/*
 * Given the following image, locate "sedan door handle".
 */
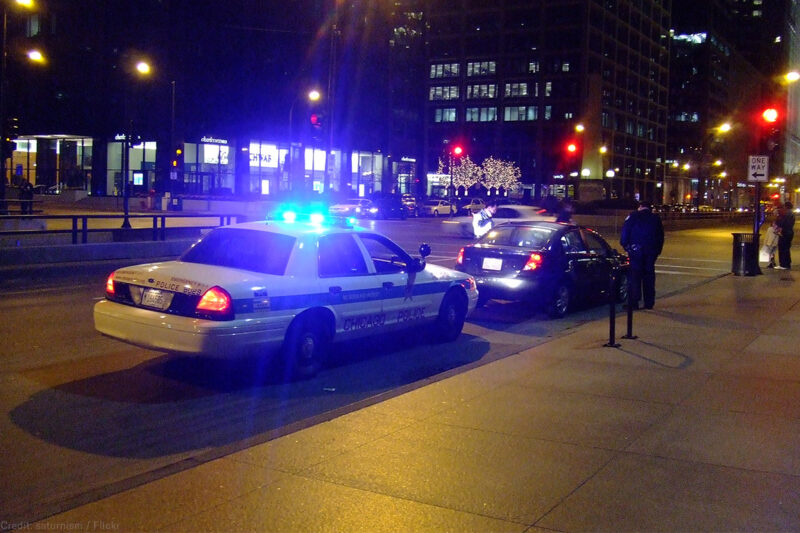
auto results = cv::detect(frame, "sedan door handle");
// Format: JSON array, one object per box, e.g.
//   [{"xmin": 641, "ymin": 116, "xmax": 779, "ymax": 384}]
[
  {"xmin": 329, "ymin": 286, "xmax": 342, "ymax": 294},
  {"xmin": 383, "ymin": 281, "xmax": 394, "ymax": 289}
]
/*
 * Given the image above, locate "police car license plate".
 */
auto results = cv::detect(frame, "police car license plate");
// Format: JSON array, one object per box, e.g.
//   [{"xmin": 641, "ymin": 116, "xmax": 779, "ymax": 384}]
[
  {"xmin": 482, "ymin": 257, "xmax": 502, "ymax": 271},
  {"xmin": 141, "ymin": 288, "xmax": 173, "ymax": 310}
]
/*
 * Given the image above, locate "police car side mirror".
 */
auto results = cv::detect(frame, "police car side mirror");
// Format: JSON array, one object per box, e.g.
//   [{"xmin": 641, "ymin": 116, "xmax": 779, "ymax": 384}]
[{"xmin": 419, "ymin": 243, "xmax": 431, "ymax": 258}]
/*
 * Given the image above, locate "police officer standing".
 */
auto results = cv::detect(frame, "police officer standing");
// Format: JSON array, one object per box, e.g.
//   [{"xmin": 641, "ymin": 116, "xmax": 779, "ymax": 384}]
[{"xmin": 620, "ymin": 200, "xmax": 664, "ymax": 310}]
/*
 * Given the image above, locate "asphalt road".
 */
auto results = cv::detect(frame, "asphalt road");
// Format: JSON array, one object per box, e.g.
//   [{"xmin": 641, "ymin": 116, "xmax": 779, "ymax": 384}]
[{"xmin": 0, "ymin": 218, "xmax": 738, "ymax": 525}]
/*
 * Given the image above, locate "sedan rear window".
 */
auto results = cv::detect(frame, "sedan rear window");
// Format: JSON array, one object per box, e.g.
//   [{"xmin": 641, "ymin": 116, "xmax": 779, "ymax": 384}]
[
  {"xmin": 480, "ymin": 225, "xmax": 555, "ymax": 248},
  {"xmin": 180, "ymin": 228, "xmax": 296, "ymax": 275}
]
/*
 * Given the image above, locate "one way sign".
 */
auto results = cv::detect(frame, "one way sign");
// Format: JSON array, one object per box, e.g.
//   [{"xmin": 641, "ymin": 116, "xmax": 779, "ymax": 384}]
[{"xmin": 748, "ymin": 155, "xmax": 769, "ymax": 182}]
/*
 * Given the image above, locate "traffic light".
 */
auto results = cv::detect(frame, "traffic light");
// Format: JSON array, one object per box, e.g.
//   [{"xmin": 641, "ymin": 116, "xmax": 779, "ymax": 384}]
[
  {"xmin": 565, "ymin": 140, "xmax": 580, "ymax": 155},
  {"xmin": 310, "ymin": 112, "xmax": 324, "ymax": 130},
  {"xmin": 759, "ymin": 107, "xmax": 782, "ymax": 154},
  {"xmin": 172, "ymin": 144, "xmax": 184, "ymax": 171},
  {"xmin": 452, "ymin": 145, "xmax": 463, "ymax": 157},
  {"xmin": 2, "ymin": 139, "xmax": 15, "ymax": 159}
]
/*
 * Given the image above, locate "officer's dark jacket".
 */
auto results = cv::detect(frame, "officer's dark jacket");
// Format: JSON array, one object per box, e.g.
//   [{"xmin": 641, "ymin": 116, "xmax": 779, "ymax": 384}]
[{"xmin": 620, "ymin": 208, "xmax": 664, "ymax": 255}]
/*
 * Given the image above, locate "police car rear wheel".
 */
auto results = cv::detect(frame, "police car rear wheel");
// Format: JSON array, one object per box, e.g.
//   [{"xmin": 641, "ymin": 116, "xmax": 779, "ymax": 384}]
[
  {"xmin": 433, "ymin": 290, "xmax": 467, "ymax": 343},
  {"xmin": 283, "ymin": 317, "xmax": 327, "ymax": 379}
]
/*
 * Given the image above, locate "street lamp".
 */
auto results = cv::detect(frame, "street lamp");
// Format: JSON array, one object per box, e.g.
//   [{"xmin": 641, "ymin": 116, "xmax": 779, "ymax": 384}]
[
  {"xmin": 287, "ymin": 89, "xmax": 321, "ymax": 193},
  {"xmin": 1, "ymin": 0, "xmax": 36, "ymax": 213},
  {"xmin": 120, "ymin": 58, "xmax": 152, "ymax": 228}
]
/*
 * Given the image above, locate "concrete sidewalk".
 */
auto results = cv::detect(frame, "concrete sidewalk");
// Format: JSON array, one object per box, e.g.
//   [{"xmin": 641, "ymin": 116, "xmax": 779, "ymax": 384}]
[{"xmin": 32, "ymin": 268, "xmax": 800, "ymax": 532}]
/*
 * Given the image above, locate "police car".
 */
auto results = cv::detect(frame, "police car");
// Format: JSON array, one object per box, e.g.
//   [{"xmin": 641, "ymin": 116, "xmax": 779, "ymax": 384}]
[{"xmin": 94, "ymin": 211, "xmax": 479, "ymax": 378}]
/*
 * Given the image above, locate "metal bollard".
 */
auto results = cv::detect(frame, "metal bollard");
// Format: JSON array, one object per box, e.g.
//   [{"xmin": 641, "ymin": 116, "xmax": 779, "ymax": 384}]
[
  {"xmin": 604, "ymin": 266, "xmax": 620, "ymax": 348},
  {"xmin": 622, "ymin": 270, "xmax": 637, "ymax": 340}
]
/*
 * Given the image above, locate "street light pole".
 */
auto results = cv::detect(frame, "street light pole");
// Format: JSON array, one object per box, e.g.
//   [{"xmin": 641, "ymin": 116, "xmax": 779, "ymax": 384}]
[{"xmin": 1, "ymin": 7, "xmax": 9, "ymax": 214}]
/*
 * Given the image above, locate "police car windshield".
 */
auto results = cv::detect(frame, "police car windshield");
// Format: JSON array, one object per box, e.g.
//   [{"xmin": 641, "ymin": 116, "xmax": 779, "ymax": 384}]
[{"xmin": 180, "ymin": 228, "xmax": 295, "ymax": 275}]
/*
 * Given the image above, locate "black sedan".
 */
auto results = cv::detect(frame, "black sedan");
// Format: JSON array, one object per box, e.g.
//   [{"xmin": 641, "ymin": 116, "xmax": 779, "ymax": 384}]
[
  {"xmin": 368, "ymin": 196, "xmax": 408, "ymax": 220},
  {"xmin": 454, "ymin": 221, "xmax": 629, "ymax": 317}
]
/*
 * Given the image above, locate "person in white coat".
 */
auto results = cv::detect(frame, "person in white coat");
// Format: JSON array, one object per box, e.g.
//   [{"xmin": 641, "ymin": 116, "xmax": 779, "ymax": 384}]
[{"xmin": 472, "ymin": 202, "xmax": 497, "ymax": 239}]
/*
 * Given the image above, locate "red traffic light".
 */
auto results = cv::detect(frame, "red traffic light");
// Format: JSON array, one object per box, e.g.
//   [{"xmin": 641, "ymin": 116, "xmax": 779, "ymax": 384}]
[
  {"xmin": 566, "ymin": 142, "xmax": 578, "ymax": 154},
  {"xmin": 762, "ymin": 108, "xmax": 779, "ymax": 123},
  {"xmin": 453, "ymin": 146, "xmax": 463, "ymax": 156},
  {"xmin": 310, "ymin": 113, "xmax": 322, "ymax": 128}
]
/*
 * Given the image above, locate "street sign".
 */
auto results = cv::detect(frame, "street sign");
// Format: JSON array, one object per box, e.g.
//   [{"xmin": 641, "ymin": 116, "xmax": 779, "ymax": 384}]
[{"xmin": 748, "ymin": 155, "xmax": 769, "ymax": 182}]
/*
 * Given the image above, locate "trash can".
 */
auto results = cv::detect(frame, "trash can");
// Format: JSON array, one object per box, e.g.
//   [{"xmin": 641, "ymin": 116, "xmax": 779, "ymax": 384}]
[
  {"xmin": 731, "ymin": 233, "xmax": 759, "ymax": 276},
  {"xmin": 168, "ymin": 197, "xmax": 182, "ymax": 211}
]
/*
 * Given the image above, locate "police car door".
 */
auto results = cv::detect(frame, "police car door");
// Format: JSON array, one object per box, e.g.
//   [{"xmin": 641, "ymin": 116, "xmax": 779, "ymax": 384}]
[
  {"xmin": 356, "ymin": 233, "xmax": 432, "ymax": 330},
  {"xmin": 317, "ymin": 233, "xmax": 386, "ymax": 340}
]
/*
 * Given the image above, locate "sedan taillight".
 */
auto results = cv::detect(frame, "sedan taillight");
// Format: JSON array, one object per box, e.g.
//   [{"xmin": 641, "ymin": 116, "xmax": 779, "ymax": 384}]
[
  {"xmin": 523, "ymin": 252, "xmax": 543, "ymax": 271},
  {"xmin": 456, "ymin": 247, "xmax": 465, "ymax": 265},
  {"xmin": 195, "ymin": 286, "xmax": 234, "ymax": 320}
]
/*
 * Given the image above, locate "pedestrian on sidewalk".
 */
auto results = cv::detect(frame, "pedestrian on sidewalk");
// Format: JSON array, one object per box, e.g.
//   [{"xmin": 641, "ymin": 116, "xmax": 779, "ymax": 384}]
[
  {"xmin": 776, "ymin": 201, "xmax": 795, "ymax": 270},
  {"xmin": 620, "ymin": 199, "xmax": 664, "ymax": 310}
]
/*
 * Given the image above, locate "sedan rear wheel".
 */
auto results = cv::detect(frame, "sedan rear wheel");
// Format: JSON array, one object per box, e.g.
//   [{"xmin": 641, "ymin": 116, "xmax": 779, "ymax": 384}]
[
  {"xmin": 616, "ymin": 271, "xmax": 629, "ymax": 303},
  {"xmin": 547, "ymin": 282, "xmax": 571, "ymax": 318},
  {"xmin": 433, "ymin": 210, "xmax": 439, "ymax": 217}
]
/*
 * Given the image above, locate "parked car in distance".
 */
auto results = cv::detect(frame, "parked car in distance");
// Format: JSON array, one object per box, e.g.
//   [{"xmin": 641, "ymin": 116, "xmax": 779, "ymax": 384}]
[
  {"xmin": 419, "ymin": 199, "xmax": 456, "ymax": 217},
  {"xmin": 454, "ymin": 221, "xmax": 629, "ymax": 318},
  {"xmin": 329, "ymin": 198, "xmax": 373, "ymax": 217},
  {"xmin": 458, "ymin": 198, "xmax": 486, "ymax": 215},
  {"xmin": 367, "ymin": 196, "xmax": 407, "ymax": 219},
  {"xmin": 401, "ymin": 194, "xmax": 419, "ymax": 217}
]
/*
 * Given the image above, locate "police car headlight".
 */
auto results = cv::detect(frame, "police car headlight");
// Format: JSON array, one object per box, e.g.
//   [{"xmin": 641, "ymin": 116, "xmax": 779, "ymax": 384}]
[{"xmin": 369, "ymin": 207, "xmax": 378, "ymax": 214}]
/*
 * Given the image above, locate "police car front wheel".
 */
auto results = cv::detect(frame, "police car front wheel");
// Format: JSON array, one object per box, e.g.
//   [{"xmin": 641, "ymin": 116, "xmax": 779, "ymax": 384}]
[{"xmin": 432, "ymin": 290, "xmax": 468, "ymax": 343}]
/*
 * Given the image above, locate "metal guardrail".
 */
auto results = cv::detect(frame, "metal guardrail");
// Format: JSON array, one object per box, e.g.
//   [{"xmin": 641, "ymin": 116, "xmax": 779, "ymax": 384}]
[{"xmin": 0, "ymin": 213, "xmax": 244, "ymax": 244}]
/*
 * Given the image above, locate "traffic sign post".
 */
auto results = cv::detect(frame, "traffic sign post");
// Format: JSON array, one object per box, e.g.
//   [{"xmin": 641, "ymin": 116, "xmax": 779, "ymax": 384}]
[{"xmin": 748, "ymin": 155, "xmax": 768, "ymax": 276}]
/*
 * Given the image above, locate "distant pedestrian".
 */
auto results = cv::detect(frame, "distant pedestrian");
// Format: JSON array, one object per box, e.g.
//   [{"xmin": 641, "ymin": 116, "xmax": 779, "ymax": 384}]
[
  {"xmin": 20, "ymin": 178, "xmax": 34, "ymax": 214},
  {"xmin": 472, "ymin": 201, "xmax": 497, "ymax": 239},
  {"xmin": 776, "ymin": 201, "xmax": 795, "ymax": 270},
  {"xmin": 620, "ymin": 200, "xmax": 664, "ymax": 310},
  {"xmin": 555, "ymin": 197, "xmax": 574, "ymax": 223}
]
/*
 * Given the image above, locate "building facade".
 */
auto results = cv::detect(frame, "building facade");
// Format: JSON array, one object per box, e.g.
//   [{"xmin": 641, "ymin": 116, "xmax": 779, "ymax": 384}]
[{"xmin": 423, "ymin": 0, "xmax": 671, "ymax": 204}]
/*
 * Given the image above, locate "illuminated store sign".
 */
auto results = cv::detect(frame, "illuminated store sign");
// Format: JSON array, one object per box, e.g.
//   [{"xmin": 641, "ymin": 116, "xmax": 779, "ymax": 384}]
[
  {"xmin": 200, "ymin": 136, "xmax": 228, "ymax": 145},
  {"xmin": 249, "ymin": 143, "xmax": 280, "ymax": 168}
]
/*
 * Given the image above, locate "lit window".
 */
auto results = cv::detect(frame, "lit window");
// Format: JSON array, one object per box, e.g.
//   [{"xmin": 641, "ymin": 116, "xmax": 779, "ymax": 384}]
[
  {"xmin": 467, "ymin": 61, "xmax": 496, "ymax": 77},
  {"xmin": 545, "ymin": 81, "xmax": 553, "ymax": 97},
  {"xmin": 466, "ymin": 84, "xmax": 497, "ymax": 99},
  {"xmin": 429, "ymin": 86, "xmax": 460, "ymax": 101},
  {"xmin": 528, "ymin": 61, "xmax": 540, "ymax": 73},
  {"xmin": 430, "ymin": 63, "xmax": 460, "ymax": 79},
  {"xmin": 434, "ymin": 108, "xmax": 457, "ymax": 123},
  {"xmin": 466, "ymin": 107, "xmax": 497, "ymax": 122},
  {"xmin": 504, "ymin": 83, "xmax": 529, "ymax": 97},
  {"xmin": 504, "ymin": 106, "xmax": 538, "ymax": 122}
]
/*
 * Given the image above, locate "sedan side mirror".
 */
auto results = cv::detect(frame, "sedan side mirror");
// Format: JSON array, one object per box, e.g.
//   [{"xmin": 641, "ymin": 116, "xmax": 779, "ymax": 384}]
[{"xmin": 419, "ymin": 243, "xmax": 431, "ymax": 257}]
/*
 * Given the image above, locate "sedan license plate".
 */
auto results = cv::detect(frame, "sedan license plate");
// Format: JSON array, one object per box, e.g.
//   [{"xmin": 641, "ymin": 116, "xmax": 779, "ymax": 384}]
[
  {"xmin": 141, "ymin": 288, "xmax": 173, "ymax": 310},
  {"xmin": 482, "ymin": 257, "xmax": 503, "ymax": 271}
]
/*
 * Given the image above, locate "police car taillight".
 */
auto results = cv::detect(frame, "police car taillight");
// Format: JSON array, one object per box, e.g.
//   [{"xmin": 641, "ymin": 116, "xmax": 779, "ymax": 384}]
[
  {"xmin": 105, "ymin": 272, "xmax": 116, "ymax": 296},
  {"xmin": 523, "ymin": 253, "xmax": 543, "ymax": 271},
  {"xmin": 195, "ymin": 286, "xmax": 234, "ymax": 320}
]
